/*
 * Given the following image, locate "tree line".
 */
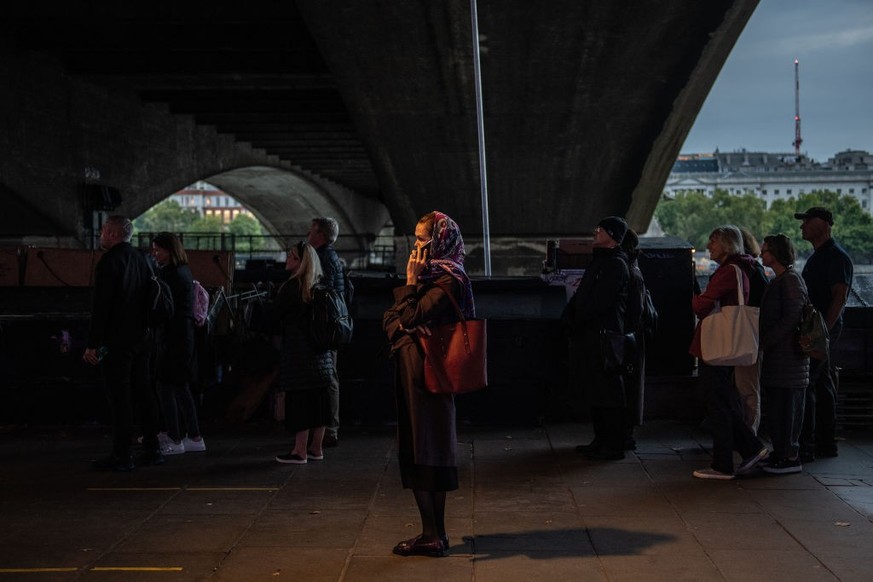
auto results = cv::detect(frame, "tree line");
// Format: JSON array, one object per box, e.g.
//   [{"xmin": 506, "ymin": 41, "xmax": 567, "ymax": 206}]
[
  {"xmin": 133, "ymin": 199, "xmax": 272, "ymax": 252},
  {"xmin": 654, "ymin": 189, "xmax": 873, "ymax": 263}
]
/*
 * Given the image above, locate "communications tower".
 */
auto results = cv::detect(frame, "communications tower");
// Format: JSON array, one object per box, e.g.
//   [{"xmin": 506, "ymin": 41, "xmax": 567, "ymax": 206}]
[{"xmin": 793, "ymin": 59, "xmax": 803, "ymax": 158}]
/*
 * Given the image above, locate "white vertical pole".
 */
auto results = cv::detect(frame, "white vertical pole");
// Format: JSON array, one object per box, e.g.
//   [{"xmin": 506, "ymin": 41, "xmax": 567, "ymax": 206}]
[{"xmin": 470, "ymin": 0, "xmax": 492, "ymax": 276}]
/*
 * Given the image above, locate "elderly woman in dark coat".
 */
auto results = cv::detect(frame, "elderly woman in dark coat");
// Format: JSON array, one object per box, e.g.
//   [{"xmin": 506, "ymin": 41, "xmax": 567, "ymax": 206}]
[
  {"xmin": 759, "ymin": 234, "xmax": 809, "ymax": 474},
  {"xmin": 383, "ymin": 211, "xmax": 474, "ymax": 558},
  {"xmin": 151, "ymin": 232, "xmax": 205, "ymax": 455},
  {"xmin": 272, "ymin": 241, "xmax": 334, "ymax": 465}
]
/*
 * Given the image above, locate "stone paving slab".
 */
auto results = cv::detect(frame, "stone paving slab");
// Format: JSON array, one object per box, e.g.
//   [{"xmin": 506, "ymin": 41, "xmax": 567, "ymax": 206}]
[{"xmin": 0, "ymin": 419, "xmax": 871, "ymax": 580}]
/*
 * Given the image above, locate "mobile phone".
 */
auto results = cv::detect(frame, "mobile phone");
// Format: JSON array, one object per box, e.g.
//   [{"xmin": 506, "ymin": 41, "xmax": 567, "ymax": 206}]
[{"xmin": 418, "ymin": 240, "xmax": 432, "ymax": 253}]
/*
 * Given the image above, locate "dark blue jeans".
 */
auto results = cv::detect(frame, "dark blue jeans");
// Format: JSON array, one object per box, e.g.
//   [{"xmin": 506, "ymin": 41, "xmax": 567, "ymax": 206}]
[{"xmin": 700, "ymin": 362, "xmax": 765, "ymax": 474}]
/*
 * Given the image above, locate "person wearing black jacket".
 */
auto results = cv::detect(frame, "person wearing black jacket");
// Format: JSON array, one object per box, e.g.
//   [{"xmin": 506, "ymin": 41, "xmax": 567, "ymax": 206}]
[
  {"xmin": 83, "ymin": 216, "xmax": 163, "ymax": 471},
  {"xmin": 307, "ymin": 217, "xmax": 345, "ymax": 448},
  {"xmin": 151, "ymin": 232, "xmax": 205, "ymax": 455},
  {"xmin": 562, "ymin": 216, "xmax": 631, "ymax": 461}
]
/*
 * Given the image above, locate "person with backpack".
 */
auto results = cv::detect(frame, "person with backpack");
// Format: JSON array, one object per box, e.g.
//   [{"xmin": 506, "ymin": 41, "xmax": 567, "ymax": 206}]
[
  {"xmin": 272, "ymin": 241, "xmax": 334, "ymax": 464},
  {"xmin": 150, "ymin": 232, "xmax": 206, "ymax": 456},
  {"xmin": 83, "ymin": 216, "xmax": 163, "ymax": 471},
  {"xmin": 620, "ymin": 229, "xmax": 654, "ymax": 451},
  {"xmin": 307, "ymin": 217, "xmax": 345, "ymax": 448},
  {"xmin": 561, "ymin": 216, "xmax": 631, "ymax": 461},
  {"xmin": 758, "ymin": 234, "xmax": 809, "ymax": 474}
]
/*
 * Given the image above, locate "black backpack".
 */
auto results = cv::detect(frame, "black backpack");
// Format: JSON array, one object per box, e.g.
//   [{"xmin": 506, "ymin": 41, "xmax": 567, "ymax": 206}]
[
  {"xmin": 146, "ymin": 261, "xmax": 175, "ymax": 327},
  {"xmin": 307, "ymin": 283, "xmax": 353, "ymax": 351}
]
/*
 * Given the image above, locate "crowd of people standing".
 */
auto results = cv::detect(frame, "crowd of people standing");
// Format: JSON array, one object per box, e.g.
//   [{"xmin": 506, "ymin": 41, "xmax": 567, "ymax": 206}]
[{"xmin": 82, "ymin": 204, "xmax": 854, "ymax": 557}]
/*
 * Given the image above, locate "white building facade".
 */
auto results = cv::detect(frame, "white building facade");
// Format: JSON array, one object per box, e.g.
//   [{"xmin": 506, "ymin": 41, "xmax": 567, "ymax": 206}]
[{"xmin": 664, "ymin": 149, "xmax": 873, "ymax": 213}]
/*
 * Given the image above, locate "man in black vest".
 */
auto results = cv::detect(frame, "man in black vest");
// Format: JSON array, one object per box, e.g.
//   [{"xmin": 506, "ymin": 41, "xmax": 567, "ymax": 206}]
[
  {"xmin": 84, "ymin": 215, "xmax": 163, "ymax": 470},
  {"xmin": 795, "ymin": 207, "xmax": 854, "ymax": 461}
]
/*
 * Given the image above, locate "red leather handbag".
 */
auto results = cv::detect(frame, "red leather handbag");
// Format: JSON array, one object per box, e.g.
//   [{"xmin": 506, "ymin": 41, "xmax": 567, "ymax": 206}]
[{"xmin": 419, "ymin": 285, "xmax": 488, "ymax": 395}]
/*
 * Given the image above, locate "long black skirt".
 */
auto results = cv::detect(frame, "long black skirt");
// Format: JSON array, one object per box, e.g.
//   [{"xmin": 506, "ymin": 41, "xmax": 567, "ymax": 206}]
[{"xmin": 284, "ymin": 387, "xmax": 331, "ymax": 433}]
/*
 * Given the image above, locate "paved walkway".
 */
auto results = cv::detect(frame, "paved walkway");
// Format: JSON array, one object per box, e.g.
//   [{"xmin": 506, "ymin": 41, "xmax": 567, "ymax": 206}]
[{"xmin": 1, "ymin": 420, "xmax": 872, "ymax": 581}]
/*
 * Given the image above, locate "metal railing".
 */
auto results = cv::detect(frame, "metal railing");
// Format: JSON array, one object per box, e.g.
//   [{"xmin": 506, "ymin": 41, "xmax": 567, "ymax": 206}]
[{"xmin": 131, "ymin": 232, "xmax": 397, "ymax": 272}]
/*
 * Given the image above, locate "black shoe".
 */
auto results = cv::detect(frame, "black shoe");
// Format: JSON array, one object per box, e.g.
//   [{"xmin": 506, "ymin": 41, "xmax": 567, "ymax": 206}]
[
  {"xmin": 138, "ymin": 449, "xmax": 166, "ymax": 466},
  {"xmin": 393, "ymin": 535, "xmax": 448, "ymax": 557},
  {"xmin": 762, "ymin": 458, "xmax": 802, "ymax": 474},
  {"xmin": 624, "ymin": 438, "xmax": 637, "ymax": 451},
  {"xmin": 584, "ymin": 448, "xmax": 625, "ymax": 461},
  {"xmin": 322, "ymin": 434, "xmax": 338, "ymax": 448},
  {"xmin": 574, "ymin": 439, "xmax": 599, "ymax": 454},
  {"xmin": 815, "ymin": 445, "xmax": 838, "ymax": 458},
  {"xmin": 93, "ymin": 453, "xmax": 134, "ymax": 472},
  {"xmin": 799, "ymin": 450, "xmax": 815, "ymax": 463}
]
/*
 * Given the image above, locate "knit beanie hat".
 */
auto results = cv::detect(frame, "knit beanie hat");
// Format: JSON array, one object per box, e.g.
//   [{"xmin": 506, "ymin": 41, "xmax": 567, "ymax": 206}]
[{"xmin": 597, "ymin": 216, "xmax": 628, "ymax": 244}]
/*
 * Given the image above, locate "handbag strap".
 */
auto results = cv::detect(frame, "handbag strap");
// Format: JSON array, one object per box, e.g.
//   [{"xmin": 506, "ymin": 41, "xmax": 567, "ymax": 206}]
[
  {"xmin": 433, "ymin": 283, "xmax": 466, "ymax": 323},
  {"xmin": 729, "ymin": 264, "xmax": 745, "ymax": 306}
]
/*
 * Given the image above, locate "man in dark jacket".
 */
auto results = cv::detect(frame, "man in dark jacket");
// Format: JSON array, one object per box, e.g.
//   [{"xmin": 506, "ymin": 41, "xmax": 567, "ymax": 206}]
[
  {"xmin": 562, "ymin": 216, "xmax": 630, "ymax": 460},
  {"xmin": 308, "ymin": 216, "xmax": 345, "ymax": 447},
  {"xmin": 83, "ymin": 216, "xmax": 163, "ymax": 471},
  {"xmin": 795, "ymin": 207, "xmax": 854, "ymax": 460}
]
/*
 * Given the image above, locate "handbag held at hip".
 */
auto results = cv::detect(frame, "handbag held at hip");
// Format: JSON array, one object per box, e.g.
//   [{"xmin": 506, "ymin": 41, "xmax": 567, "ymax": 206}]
[
  {"xmin": 419, "ymin": 284, "xmax": 487, "ymax": 395},
  {"xmin": 700, "ymin": 264, "xmax": 760, "ymax": 366}
]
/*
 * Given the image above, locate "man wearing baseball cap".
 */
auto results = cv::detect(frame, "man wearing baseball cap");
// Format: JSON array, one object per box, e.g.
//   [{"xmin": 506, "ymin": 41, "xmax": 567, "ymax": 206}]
[{"xmin": 794, "ymin": 206, "xmax": 853, "ymax": 460}]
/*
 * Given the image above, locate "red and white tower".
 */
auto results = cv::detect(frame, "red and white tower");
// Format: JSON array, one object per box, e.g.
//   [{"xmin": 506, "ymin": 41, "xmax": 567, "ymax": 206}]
[{"xmin": 793, "ymin": 59, "xmax": 803, "ymax": 158}]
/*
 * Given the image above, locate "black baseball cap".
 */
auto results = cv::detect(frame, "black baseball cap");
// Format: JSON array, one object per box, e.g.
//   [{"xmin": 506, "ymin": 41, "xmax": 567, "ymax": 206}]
[{"xmin": 794, "ymin": 207, "xmax": 833, "ymax": 225}]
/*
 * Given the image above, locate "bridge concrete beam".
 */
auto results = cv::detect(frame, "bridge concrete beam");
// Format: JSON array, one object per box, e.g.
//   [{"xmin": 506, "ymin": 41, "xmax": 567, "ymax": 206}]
[{"xmin": 0, "ymin": 54, "xmax": 388, "ymax": 248}]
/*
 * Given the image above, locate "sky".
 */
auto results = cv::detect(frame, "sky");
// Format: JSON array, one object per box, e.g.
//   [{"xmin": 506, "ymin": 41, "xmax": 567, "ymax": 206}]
[{"xmin": 681, "ymin": 0, "xmax": 873, "ymax": 163}]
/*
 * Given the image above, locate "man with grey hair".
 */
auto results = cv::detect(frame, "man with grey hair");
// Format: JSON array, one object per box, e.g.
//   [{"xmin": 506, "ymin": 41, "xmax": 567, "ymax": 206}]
[
  {"xmin": 307, "ymin": 217, "xmax": 345, "ymax": 447},
  {"xmin": 84, "ymin": 215, "xmax": 163, "ymax": 470}
]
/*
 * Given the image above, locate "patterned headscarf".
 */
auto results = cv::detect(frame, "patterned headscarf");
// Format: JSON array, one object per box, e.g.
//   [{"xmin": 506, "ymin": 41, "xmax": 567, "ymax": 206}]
[{"xmin": 418, "ymin": 211, "xmax": 475, "ymax": 318}]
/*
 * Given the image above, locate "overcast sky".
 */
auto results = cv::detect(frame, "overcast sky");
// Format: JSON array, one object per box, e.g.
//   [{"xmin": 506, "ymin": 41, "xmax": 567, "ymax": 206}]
[{"xmin": 681, "ymin": 0, "xmax": 873, "ymax": 162}]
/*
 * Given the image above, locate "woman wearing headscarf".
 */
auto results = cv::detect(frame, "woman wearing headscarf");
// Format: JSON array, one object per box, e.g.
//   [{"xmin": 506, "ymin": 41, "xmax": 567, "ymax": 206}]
[
  {"xmin": 690, "ymin": 225, "xmax": 768, "ymax": 480},
  {"xmin": 759, "ymin": 234, "xmax": 809, "ymax": 474},
  {"xmin": 382, "ymin": 211, "xmax": 474, "ymax": 558}
]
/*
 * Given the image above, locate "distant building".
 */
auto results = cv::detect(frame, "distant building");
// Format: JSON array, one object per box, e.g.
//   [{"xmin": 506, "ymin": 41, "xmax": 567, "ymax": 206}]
[
  {"xmin": 170, "ymin": 181, "xmax": 252, "ymax": 224},
  {"xmin": 664, "ymin": 149, "xmax": 873, "ymax": 213}
]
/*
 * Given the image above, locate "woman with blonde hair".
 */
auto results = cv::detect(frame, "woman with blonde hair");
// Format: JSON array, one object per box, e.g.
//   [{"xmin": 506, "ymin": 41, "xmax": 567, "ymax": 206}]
[{"xmin": 272, "ymin": 241, "xmax": 334, "ymax": 464}]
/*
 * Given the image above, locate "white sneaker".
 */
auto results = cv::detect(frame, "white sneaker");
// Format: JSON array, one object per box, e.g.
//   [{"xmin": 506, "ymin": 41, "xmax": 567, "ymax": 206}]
[
  {"xmin": 162, "ymin": 439, "xmax": 186, "ymax": 455},
  {"xmin": 693, "ymin": 467, "xmax": 735, "ymax": 480},
  {"xmin": 182, "ymin": 436, "xmax": 206, "ymax": 452}
]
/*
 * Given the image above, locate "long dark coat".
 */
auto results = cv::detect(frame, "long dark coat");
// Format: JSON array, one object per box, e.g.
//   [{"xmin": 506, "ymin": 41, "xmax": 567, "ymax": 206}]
[
  {"xmin": 382, "ymin": 274, "xmax": 461, "ymax": 492},
  {"xmin": 272, "ymin": 278, "xmax": 334, "ymax": 392},
  {"xmin": 561, "ymin": 246, "xmax": 630, "ymax": 408},
  {"xmin": 154, "ymin": 263, "xmax": 195, "ymax": 385},
  {"xmin": 759, "ymin": 267, "xmax": 810, "ymax": 390}
]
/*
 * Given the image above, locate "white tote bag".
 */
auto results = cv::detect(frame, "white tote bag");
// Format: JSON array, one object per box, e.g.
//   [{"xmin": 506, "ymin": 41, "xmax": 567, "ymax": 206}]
[{"xmin": 700, "ymin": 264, "xmax": 759, "ymax": 366}]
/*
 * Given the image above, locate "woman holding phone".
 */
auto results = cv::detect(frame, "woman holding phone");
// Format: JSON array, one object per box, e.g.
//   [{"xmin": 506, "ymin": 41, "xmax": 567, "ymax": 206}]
[{"xmin": 382, "ymin": 211, "xmax": 474, "ymax": 557}]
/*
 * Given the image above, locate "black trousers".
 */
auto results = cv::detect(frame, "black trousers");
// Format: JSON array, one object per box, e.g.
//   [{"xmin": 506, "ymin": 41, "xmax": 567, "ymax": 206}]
[{"xmin": 102, "ymin": 337, "xmax": 159, "ymax": 456}]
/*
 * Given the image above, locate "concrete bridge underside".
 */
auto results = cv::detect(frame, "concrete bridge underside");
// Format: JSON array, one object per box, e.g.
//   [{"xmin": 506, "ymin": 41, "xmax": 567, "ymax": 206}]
[{"xmin": 1, "ymin": 0, "xmax": 758, "ymax": 261}]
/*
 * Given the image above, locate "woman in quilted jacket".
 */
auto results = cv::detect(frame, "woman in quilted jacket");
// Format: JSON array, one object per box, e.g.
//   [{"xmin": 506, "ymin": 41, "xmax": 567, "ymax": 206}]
[{"xmin": 759, "ymin": 234, "xmax": 809, "ymax": 474}]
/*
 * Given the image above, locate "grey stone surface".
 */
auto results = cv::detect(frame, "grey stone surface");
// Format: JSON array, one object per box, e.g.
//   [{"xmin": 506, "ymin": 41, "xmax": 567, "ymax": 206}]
[{"xmin": 0, "ymin": 419, "xmax": 871, "ymax": 581}]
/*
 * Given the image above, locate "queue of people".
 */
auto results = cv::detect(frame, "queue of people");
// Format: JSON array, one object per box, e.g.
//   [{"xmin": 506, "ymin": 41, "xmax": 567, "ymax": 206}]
[{"xmin": 83, "ymin": 205, "xmax": 854, "ymax": 557}]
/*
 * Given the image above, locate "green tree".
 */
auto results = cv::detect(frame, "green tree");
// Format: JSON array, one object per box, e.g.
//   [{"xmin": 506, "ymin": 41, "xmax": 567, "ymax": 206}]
[
  {"xmin": 133, "ymin": 199, "xmax": 199, "ymax": 233},
  {"xmin": 226, "ymin": 213, "xmax": 265, "ymax": 252},
  {"xmin": 656, "ymin": 188, "xmax": 873, "ymax": 263}
]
